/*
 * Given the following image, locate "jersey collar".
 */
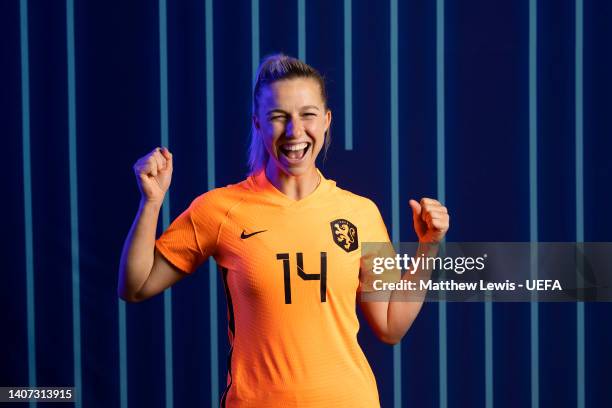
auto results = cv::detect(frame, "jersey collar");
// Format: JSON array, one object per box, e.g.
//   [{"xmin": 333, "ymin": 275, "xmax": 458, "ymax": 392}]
[{"xmin": 249, "ymin": 168, "xmax": 336, "ymax": 208}]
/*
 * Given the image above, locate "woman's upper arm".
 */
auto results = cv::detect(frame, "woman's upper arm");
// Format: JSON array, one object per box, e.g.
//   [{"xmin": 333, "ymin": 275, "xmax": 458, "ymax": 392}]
[
  {"xmin": 358, "ymin": 297, "xmax": 395, "ymax": 344},
  {"xmin": 132, "ymin": 249, "xmax": 188, "ymax": 302}
]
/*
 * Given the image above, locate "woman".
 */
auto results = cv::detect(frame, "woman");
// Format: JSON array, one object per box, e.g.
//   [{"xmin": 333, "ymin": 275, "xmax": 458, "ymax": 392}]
[{"xmin": 118, "ymin": 54, "xmax": 449, "ymax": 407}]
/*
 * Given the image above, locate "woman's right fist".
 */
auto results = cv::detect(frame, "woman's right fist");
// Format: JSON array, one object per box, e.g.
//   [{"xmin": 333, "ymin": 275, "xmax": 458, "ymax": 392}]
[{"xmin": 133, "ymin": 147, "xmax": 173, "ymax": 204}]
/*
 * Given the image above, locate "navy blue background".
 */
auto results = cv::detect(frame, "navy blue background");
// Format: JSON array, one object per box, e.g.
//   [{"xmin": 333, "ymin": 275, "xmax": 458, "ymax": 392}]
[{"xmin": 2, "ymin": 0, "xmax": 611, "ymax": 407}]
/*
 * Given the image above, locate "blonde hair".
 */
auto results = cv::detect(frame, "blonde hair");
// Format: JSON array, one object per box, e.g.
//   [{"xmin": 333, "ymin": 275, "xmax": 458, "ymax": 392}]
[{"xmin": 248, "ymin": 53, "xmax": 331, "ymax": 174}]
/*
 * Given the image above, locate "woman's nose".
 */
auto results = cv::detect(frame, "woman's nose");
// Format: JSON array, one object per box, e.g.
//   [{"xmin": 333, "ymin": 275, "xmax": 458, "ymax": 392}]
[{"xmin": 286, "ymin": 118, "xmax": 304, "ymax": 138}]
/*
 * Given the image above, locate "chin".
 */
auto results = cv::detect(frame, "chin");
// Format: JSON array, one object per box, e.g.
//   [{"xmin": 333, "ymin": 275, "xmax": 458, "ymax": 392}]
[{"xmin": 278, "ymin": 162, "xmax": 314, "ymax": 177}]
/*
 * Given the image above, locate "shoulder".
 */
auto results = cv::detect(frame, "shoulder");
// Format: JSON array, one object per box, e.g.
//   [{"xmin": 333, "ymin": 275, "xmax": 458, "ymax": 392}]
[
  {"xmin": 330, "ymin": 184, "xmax": 389, "ymax": 241},
  {"xmin": 333, "ymin": 185, "xmax": 382, "ymax": 216},
  {"xmin": 188, "ymin": 178, "xmax": 252, "ymax": 219}
]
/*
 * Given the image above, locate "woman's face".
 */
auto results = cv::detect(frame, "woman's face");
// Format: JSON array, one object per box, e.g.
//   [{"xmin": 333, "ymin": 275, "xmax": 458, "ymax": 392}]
[{"xmin": 254, "ymin": 77, "xmax": 331, "ymax": 177}]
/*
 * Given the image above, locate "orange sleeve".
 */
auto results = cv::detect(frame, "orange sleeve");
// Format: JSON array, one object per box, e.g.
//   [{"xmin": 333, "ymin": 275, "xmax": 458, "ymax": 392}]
[
  {"xmin": 362, "ymin": 199, "xmax": 391, "ymax": 243},
  {"xmin": 359, "ymin": 199, "xmax": 400, "ymax": 293},
  {"xmin": 155, "ymin": 192, "xmax": 222, "ymax": 274}
]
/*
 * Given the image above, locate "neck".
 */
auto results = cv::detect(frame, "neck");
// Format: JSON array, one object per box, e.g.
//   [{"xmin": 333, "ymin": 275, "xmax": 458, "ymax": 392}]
[{"xmin": 264, "ymin": 163, "xmax": 321, "ymax": 200}]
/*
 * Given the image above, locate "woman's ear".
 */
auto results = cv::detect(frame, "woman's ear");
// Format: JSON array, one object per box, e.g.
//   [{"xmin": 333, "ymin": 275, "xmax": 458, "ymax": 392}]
[
  {"xmin": 252, "ymin": 114, "xmax": 260, "ymax": 131},
  {"xmin": 325, "ymin": 109, "xmax": 332, "ymax": 132}
]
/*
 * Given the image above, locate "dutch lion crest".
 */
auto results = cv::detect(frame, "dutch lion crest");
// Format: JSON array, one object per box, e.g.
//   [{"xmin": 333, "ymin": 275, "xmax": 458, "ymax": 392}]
[{"xmin": 330, "ymin": 219, "xmax": 359, "ymax": 253}]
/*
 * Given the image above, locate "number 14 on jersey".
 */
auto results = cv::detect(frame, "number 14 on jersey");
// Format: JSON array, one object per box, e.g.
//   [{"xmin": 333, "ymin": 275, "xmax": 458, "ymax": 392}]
[{"xmin": 276, "ymin": 252, "xmax": 327, "ymax": 304}]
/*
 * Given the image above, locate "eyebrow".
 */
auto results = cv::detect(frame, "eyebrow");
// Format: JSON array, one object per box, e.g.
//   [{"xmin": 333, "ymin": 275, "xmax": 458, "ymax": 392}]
[{"xmin": 266, "ymin": 105, "xmax": 320, "ymax": 115}]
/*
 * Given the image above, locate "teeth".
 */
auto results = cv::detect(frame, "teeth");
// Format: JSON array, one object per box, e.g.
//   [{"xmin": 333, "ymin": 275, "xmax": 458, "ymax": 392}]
[{"xmin": 282, "ymin": 142, "xmax": 308, "ymax": 151}]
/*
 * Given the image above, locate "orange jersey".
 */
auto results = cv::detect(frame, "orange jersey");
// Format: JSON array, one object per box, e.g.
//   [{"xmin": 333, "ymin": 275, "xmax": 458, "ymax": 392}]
[{"xmin": 155, "ymin": 169, "xmax": 390, "ymax": 407}]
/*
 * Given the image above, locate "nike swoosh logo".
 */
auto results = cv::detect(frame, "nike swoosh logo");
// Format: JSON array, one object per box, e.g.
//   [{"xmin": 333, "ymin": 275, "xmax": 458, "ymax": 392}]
[{"xmin": 240, "ymin": 229, "xmax": 267, "ymax": 239}]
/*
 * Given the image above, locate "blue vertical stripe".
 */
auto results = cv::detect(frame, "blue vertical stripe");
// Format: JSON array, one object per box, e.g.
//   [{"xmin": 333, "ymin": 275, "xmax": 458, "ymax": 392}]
[
  {"xmin": 205, "ymin": 0, "xmax": 218, "ymax": 405},
  {"xmin": 159, "ymin": 0, "xmax": 169, "ymax": 156},
  {"xmin": 528, "ymin": 0, "xmax": 538, "ymax": 245},
  {"xmin": 528, "ymin": 1, "xmax": 539, "ymax": 407},
  {"xmin": 297, "ymin": 0, "xmax": 305, "ymax": 61},
  {"xmin": 438, "ymin": 303, "xmax": 447, "ymax": 408},
  {"xmin": 208, "ymin": 266, "xmax": 219, "ymax": 407},
  {"xmin": 158, "ymin": 1, "xmax": 174, "ymax": 407},
  {"xmin": 66, "ymin": 0, "xmax": 82, "ymax": 406},
  {"xmin": 205, "ymin": 1, "xmax": 215, "ymax": 197},
  {"xmin": 117, "ymin": 0, "xmax": 131, "ymax": 385},
  {"xmin": 436, "ymin": 0, "xmax": 446, "ymax": 205},
  {"xmin": 389, "ymin": 0, "xmax": 401, "ymax": 407},
  {"xmin": 344, "ymin": 0, "xmax": 353, "ymax": 150},
  {"xmin": 436, "ymin": 1, "xmax": 447, "ymax": 408},
  {"xmin": 163, "ymin": 287, "xmax": 173, "ymax": 408},
  {"xmin": 159, "ymin": 0, "xmax": 170, "ymax": 220},
  {"xmin": 575, "ymin": 1, "xmax": 585, "ymax": 407},
  {"xmin": 19, "ymin": 2, "xmax": 36, "ymax": 407},
  {"xmin": 251, "ymin": 0, "xmax": 259, "ymax": 76},
  {"xmin": 118, "ymin": 302, "xmax": 128, "ymax": 408},
  {"xmin": 483, "ymin": 5, "xmax": 495, "ymax": 402},
  {"xmin": 485, "ymin": 298, "xmax": 493, "ymax": 408},
  {"xmin": 389, "ymin": 0, "xmax": 399, "ymax": 264}
]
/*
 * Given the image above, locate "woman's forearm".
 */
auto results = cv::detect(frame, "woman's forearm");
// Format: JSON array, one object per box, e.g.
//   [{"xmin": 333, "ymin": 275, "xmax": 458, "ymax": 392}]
[
  {"xmin": 117, "ymin": 199, "xmax": 162, "ymax": 301},
  {"xmin": 385, "ymin": 243, "xmax": 438, "ymax": 343}
]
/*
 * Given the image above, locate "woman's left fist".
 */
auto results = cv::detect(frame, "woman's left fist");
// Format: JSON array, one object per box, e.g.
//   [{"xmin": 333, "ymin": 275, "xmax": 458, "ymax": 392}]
[{"xmin": 409, "ymin": 198, "xmax": 450, "ymax": 243}]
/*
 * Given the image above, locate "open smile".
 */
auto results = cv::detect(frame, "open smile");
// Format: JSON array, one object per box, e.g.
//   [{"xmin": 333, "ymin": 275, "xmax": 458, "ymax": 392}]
[{"xmin": 279, "ymin": 142, "xmax": 311, "ymax": 162}]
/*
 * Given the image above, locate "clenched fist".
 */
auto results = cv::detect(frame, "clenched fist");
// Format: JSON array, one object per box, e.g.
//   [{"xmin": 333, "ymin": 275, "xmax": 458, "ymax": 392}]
[
  {"xmin": 133, "ymin": 147, "xmax": 173, "ymax": 205},
  {"xmin": 409, "ymin": 198, "xmax": 449, "ymax": 243}
]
